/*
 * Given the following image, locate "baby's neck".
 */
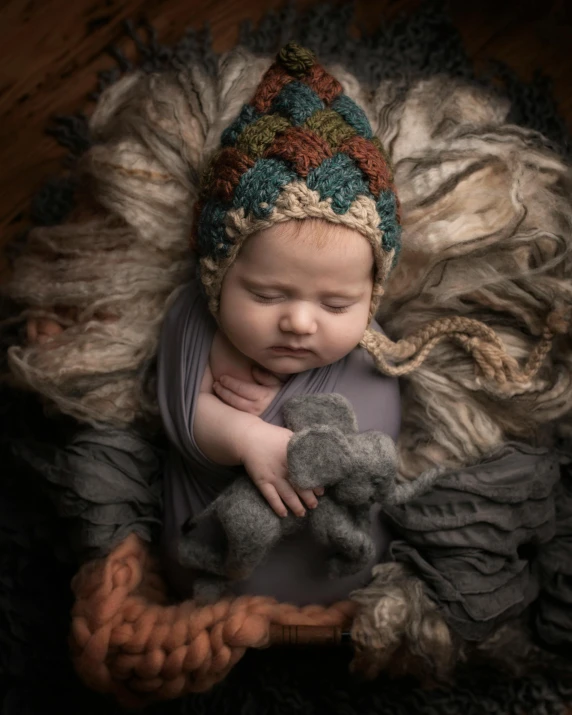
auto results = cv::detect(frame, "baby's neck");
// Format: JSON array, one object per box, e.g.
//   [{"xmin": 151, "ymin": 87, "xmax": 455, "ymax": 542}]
[{"xmin": 212, "ymin": 330, "xmax": 289, "ymax": 384}]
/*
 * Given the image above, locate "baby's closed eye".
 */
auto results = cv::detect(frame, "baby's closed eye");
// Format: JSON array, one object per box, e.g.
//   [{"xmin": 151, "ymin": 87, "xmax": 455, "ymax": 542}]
[{"xmin": 251, "ymin": 292, "xmax": 352, "ymax": 314}]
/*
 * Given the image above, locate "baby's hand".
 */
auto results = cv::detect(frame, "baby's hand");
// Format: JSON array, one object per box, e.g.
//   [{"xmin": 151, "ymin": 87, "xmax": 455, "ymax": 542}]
[
  {"xmin": 239, "ymin": 420, "xmax": 324, "ymax": 518},
  {"xmin": 213, "ymin": 366, "xmax": 282, "ymax": 416}
]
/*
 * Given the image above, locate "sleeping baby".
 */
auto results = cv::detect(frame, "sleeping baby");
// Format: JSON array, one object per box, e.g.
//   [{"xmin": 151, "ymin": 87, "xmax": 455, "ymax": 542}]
[
  {"xmin": 156, "ymin": 43, "xmax": 404, "ymax": 605},
  {"xmin": 195, "ymin": 218, "xmax": 379, "ymax": 519},
  {"xmin": 20, "ymin": 43, "xmax": 403, "ymax": 606}
]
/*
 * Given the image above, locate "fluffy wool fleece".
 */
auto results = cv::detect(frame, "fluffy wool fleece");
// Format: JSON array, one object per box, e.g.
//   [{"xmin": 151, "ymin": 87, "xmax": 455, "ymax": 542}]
[{"xmin": 5, "ymin": 46, "xmax": 572, "ymax": 483}]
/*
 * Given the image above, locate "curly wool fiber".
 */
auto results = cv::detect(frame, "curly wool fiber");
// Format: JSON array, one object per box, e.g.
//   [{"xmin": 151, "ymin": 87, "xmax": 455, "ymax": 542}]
[
  {"xmin": 5, "ymin": 48, "xmax": 572, "ymax": 471},
  {"xmin": 3, "ymin": 44, "xmax": 572, "ymax": 693},
  {"xmin": 365, "ymin": 76, "xmax": 572, "ymax": 477},
  {"xmin": 5, "ymin": 70, "xmax": 206, "ymax": 426},
  {"xmin": 350, "ymin": 562, "xmax": 460, "ymax": 683}
]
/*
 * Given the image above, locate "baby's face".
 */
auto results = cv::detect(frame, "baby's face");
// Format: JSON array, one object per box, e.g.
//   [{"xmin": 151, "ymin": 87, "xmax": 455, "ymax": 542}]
[{"xmin": 218, "ymin": 220, "xmax": 374, "ymax": 376}]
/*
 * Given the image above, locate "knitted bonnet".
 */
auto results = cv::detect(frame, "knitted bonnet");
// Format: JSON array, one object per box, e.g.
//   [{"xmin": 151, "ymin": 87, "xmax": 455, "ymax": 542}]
[
  {"xmin": 191, "ymin": 42, "xmax": 568, "ymax": 384},
  {"xmin": 191, "ymin": 41, "xmax": 401, "ymax": 326}
]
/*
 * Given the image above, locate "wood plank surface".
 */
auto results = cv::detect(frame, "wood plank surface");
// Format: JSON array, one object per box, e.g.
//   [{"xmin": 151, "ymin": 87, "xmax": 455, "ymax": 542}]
[{"xmin": 0, "ymin": 0, "xmax": 571, "ymax": 268}]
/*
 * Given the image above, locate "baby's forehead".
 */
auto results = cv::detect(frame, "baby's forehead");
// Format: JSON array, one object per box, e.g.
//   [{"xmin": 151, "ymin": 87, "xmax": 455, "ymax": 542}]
[
  {"xmin": 236, "ymin": 219, "xmax": 375, "ymax": 274},
  {"xmin": 236, "ymin": 219, "xmax": 375, "ymax": 283},
  {"xmin": 260, "ymin": 218, "xmax": 369, "ymax": 248},
  {"xmin": 285, "ymin": 218, "xmax": 360, "ymax": 237}
]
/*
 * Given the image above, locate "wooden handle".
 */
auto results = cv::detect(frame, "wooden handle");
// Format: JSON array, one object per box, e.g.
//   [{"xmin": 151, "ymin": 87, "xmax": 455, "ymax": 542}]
[{"xmin": 268, "ymin": 624, "xmax": 351, "ymax": 646}]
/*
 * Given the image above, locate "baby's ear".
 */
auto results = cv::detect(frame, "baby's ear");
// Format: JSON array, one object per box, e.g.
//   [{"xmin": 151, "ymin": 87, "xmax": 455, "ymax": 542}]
[{"xmin": 283, "ymin": 393, "xmax": 358, "ymax": 432}]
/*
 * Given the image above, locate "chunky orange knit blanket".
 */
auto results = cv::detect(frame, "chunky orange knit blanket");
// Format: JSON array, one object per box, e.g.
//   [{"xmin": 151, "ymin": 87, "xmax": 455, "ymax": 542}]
[{"xmin": 70, "ymin": 534, "xmax": 356, "ymax": 708}]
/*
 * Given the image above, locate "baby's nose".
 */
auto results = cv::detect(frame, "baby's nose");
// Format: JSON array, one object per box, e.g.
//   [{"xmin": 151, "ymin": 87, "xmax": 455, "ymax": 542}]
[{"xmin": 279, "ymin": 304, "xmax": 317, "ymax": 334}]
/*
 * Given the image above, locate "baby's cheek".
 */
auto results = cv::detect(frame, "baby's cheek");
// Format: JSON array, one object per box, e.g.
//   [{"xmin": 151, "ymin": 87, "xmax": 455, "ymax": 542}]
[
  {"xmin": 248, "ymin": 309, "xmax": 274, "ymax": 339},
  {"xmin": 327, "ymin": 321, "xmax": 362, "ymax": 359}
]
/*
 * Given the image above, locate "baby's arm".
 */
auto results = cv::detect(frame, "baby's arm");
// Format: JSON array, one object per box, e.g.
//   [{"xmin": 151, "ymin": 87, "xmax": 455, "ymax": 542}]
[
  {"xmin": 194, "ymin": 365, "xmax": 318, "ymax": 517},
  {"xmin": 193, "ymin": 362, "xmax": 258, "ymax": 466}
]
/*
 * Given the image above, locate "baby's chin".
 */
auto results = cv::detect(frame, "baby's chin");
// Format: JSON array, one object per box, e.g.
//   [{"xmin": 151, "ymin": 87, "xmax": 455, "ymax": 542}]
[{"xmin": 256, "ymin": 353, "xmax": 330, "ymax": 376}]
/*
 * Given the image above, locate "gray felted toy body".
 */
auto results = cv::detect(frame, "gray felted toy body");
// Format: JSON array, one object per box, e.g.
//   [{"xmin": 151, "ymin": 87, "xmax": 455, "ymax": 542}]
[{"xmin": 179, "ymin": 394, "xmax": 441, "ymax": 603}]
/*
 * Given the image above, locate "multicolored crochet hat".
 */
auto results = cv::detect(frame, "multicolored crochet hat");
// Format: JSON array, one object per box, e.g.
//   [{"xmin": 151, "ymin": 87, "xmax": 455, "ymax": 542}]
[
  {"xmin": 191, "ymin": 41, "xmax": 402, "ymax": 321},
  {"xmin": 188, "ymin": 42, "xmax": 569, "ymax": 386}
]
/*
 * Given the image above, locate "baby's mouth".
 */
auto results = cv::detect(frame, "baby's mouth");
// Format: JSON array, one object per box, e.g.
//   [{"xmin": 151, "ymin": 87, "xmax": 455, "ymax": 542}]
[{"xmin": 269, "ymin": 345, "xmax": 313, "ymax": 354}]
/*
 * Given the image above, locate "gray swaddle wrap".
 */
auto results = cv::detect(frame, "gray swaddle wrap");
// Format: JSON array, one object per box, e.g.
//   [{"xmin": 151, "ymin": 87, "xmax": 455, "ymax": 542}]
[
  {"xmin": 157, "ymin": 279, "xmax": 402, "ymax": 606},
  {"xmin": 384, "ymin": 443, "xmax": 566, "ymax": 641}
]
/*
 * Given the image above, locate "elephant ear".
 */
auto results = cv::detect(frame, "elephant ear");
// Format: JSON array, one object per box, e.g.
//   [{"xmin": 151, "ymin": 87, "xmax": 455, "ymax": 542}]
[
  {"xmin": 283, "ymin": 393, "xmax": 358, "ymax": 433},
  {"xmin": 287, "ymin": 425, "xmax": 354, "ymax": 490}
]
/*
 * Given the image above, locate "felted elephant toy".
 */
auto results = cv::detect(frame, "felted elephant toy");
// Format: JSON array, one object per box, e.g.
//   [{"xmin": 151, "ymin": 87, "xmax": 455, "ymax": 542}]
[{"xmin": 179, "ymin": 393, "xmax": 442, "ymax": 603}]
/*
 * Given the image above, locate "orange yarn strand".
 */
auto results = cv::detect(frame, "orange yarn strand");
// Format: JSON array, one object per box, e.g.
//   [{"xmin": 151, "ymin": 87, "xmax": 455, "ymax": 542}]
[{"xmin": 69, "ymin": 534, "xmax": 355, "ymax": 707}]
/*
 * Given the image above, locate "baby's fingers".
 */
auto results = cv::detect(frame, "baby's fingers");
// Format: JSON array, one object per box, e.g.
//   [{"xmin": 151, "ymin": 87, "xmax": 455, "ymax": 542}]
[
  {"xmin": 274, "ymin": 480, "xmax": 307, "ymax": 518},
  {"xmin": 257, "ymin": 481, "xmax": 306, "ymax": 518},
  {"xmin": 213, "ymin": 381, "xmax": 258, "ymax": 413},
  {"xmin": 293, "ymin": 486, "xmax": 319, "ymax": 510},
  {"xmin": 257, "ymin": 483, "xmax": 289, "ymax": 518},
  {"xmin": 219, "ymin": 375, "xmax": 261, "ymax": 399}
]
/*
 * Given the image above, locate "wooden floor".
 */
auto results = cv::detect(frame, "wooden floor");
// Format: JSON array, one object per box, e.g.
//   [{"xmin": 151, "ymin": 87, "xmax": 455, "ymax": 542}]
[{"xmin": 1, "ymin": 0, "xmax": 571, "ymax": 272}]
